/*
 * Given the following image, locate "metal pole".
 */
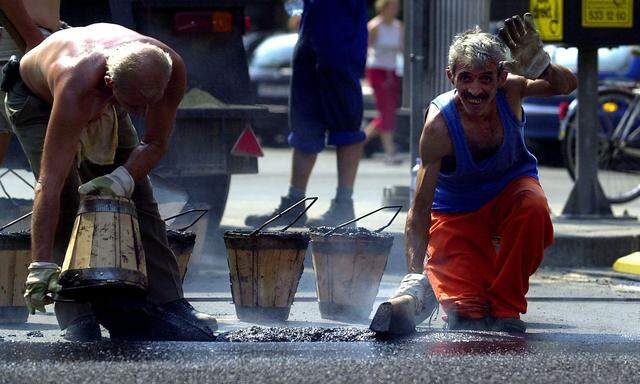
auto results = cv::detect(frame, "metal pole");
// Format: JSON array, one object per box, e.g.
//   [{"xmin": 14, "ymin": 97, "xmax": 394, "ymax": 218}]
[
  {"xmin": 409, "ymin": 0, "xmax": 425, "ymax": 174},
  {"xmin": 561, "ymin": 46, "xmax": 613, "ymax": 217}
]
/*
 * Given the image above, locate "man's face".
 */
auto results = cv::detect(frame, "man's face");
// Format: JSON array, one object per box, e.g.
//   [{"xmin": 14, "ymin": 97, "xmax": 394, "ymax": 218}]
[
  {"xmin": 446, "ymin": 61, "xmax": 506, "ymax": 116},
  {"xmin": 112, "ymin": 87, "xmax": 150, "ymax": 117}
]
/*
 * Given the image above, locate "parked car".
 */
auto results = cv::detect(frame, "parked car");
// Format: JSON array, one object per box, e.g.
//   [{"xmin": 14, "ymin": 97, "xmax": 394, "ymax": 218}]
[
  {"xmin": 247, "ymin": 32, "xmax": 381, "ymax": 146},
  {"xmin": 523, "ymin": 45, "xmax": 640, "ymax": 163}
]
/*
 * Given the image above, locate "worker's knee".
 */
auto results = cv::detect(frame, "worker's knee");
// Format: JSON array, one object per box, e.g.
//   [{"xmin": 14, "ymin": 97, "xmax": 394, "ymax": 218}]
[{"xmin": 513, "ymin": 189, "xmax": 550, "ymax": 220}]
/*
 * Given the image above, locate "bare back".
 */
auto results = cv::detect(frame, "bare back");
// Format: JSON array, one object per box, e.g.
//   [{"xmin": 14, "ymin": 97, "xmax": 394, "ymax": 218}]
[{"xmin": 20, "ymin": 23, "xmax": 175, "ymax": 118}]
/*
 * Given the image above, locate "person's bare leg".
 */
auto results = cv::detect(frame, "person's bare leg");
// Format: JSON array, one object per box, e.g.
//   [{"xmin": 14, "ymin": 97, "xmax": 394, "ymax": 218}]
[
  {"xmin": 380, "ymin": 132, "xmax": 396, "ymax": 157},
  {"xmin": 290, "ymin": 148, "xmax": 318, "ymax": 190},
  {"xmin": 363, "ymin": 121, "xmax": 379, "ymax": 145},
  {"xmin": 0, "ymin": 132, "xmax": 11, "ymax": 166},
  {"xmin": 337, "ymin": 141, "xmax": 363, "ymax": 189}
]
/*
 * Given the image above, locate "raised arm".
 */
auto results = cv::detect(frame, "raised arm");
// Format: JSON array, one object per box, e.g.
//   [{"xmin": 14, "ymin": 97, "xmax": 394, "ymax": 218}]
[
  {"xmin": 124, "ymin": 54, "xmax": 186, "ymax": 181},
  {"xmin": 0, "ymin": 0, "xmax": 45, "ymax": 51},
  {"xmin": 405, "ymin": 107, "xmax": 452, "ymax": 273},
  {"xmin": 498, "ymin": 13, "xmax": 577, "ymax": 99}
]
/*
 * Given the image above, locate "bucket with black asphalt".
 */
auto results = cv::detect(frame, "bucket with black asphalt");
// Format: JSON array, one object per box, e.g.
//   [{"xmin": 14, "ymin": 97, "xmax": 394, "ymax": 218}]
[
  {"xmin": 224, "ymin": 197, "xmax": 317, "ymax": 322},
  {"xmin": 0, "ymin": 212, "xmax": 32, "ymax": 323},
  {"xmin": 310, "ymin": 206, "xmax": 401, "ymax": 322},
  {"xmin": 164, "ymin": 208, "xmax": 208, "ymax": 282}
]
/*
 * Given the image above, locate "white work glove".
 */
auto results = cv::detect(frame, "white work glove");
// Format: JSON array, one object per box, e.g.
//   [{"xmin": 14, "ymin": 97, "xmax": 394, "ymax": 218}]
[
  {"xmin": 498, "ymin": 13, "xmax": 550, "ymax": 79},
  {"xmin": 391, "ymin": 273, "xmax": 437, "ymax": 323},
  {"xmin": 24, "ymin": 262, "xmax": 63, "ymax": 314},
  {"xmin": 78, "ymin": 166, "xmax": 134, "ymax": 198}
]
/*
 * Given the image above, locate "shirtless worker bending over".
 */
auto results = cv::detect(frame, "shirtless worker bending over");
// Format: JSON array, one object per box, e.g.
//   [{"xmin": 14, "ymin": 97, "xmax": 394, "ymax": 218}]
[
  {"xmin": 4, "ymin": 23, "xmax": 217, "ymax": 341},
  {"xmin": 393, "ymin": 14, "xmax": 577, "ymax": 333}
]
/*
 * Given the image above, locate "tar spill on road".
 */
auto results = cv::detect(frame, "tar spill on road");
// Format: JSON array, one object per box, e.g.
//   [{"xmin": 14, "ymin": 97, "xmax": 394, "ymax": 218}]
[{"xmin": 216, "ymin": 326, "xmax": 376, "ymax": 342}]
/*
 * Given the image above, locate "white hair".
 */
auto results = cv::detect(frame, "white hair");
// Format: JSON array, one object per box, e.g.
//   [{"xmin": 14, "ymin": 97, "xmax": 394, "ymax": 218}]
[
  {"xmin": 448, "ymin": 26, "xmax": 507, "ymax": 74},
  {"xmin": 106, "ymin": 41, "xmax": 173, "ymax": 99}
]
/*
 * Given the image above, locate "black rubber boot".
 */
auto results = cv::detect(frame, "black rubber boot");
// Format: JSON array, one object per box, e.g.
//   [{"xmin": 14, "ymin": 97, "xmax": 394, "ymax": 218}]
[
  {"xmin": 445, "ymin": 313, "xmax": 491, "ymax": 331},
  {"xmin": 93, "ymin": 297, "xmax": 216, "ymax": 341},
  {"xmin": 63, "ymin": 315, "xmax": 102, "ymax": 342},
  {"xmin": 244, "ymin": 195, "xmax": 307, "ymax": 229}
]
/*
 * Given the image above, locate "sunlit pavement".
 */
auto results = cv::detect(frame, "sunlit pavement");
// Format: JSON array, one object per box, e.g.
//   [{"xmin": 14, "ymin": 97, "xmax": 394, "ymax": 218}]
[{"xmin": 1, "ymin": 149, "xmax": 640, "ymax": 382}]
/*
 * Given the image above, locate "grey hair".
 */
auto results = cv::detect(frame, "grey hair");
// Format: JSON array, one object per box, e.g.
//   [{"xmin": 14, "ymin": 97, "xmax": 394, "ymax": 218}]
[
  {"xmin": 447, "ymin": 26, "xmax": 507, "ymax": 74},
  {"xmin": 106, "ymin": 41, "xmax": 173, "ymax": 99}
]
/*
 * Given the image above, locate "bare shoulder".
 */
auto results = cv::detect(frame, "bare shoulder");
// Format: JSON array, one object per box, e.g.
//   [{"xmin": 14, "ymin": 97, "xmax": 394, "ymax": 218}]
[{"xmin": 421, "ymin": 106, "xmax": 452, "ymax": 162}]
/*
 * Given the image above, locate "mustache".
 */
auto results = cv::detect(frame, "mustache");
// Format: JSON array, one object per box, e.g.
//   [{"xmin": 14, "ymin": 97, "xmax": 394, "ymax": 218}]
[{"xmin": 461, "ymin": 91, "xmax": 489, "ymax": 101}]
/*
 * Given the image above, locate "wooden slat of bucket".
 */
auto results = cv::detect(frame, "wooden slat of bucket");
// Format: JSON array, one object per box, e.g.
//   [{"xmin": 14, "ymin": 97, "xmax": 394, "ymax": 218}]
[
  {"xmin": 91, "ymin": 210, "xmax": 117, "ymax": 269},
  {"xmin": 130, "ymin": 214, "xmax": 147, "ymax": 275},
  {"xmin": 226, "ymin": 247, "xmax": 243, "ymax": 304},
  {"xmin": 118, "ymin": 213, "xmax": 137, "ymax": 271},
  {"xmin": 257, "ymin": 248, "xmax": 278, "ymax": 307},
  {"xmin": 118, "ymin": 210, "xmax": 136, "ymax": 270},
  {"xmin": 63, "ymin": 216, "xmax": 81, "ymax": 271},
  {"xmin": 350, "ymin": 245, "xmax": 387, "ymax": 309},
  {"xmin": 328, "ymin": 242, "xmax": 357, "ymax": 306},
  {"xmin": 0, "ymin": 251, "xmax": 17, "ymax": 306},
  {"xmin": 275, "ymin": 248, "xmax": 305, "ymax": 308},
  {"xmin": 235, "ymin": 248, "xmax": 256, "ymax": 307},
  {"xmin": 11, "ymin": 250, "xmax": 29, "ymax": 306},
  {"xmin": 66, "ymin": 213, "xmax": 96, "ymax": 270},
  {"xmin": 312, "ymin": 247, "xmax": 331, "ymax": 304}
]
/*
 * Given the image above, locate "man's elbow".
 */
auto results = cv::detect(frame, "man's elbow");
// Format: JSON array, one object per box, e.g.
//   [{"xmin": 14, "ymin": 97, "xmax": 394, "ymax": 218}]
[{"xmin": 561, "ymin": 75, "xmax": 578, "ymax": 95}]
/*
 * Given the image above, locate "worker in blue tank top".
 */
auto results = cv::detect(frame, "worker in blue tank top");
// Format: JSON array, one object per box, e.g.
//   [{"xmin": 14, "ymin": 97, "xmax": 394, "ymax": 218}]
[{"xmin": 394, "ymin": 14, "xmax": 577, "ymax": 333}]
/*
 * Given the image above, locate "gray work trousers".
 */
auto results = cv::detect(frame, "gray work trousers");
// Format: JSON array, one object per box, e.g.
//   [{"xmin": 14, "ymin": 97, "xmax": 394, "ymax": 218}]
[{"xmin": 5, "ymin": 78, "xmax": 183, "ymax": 329}]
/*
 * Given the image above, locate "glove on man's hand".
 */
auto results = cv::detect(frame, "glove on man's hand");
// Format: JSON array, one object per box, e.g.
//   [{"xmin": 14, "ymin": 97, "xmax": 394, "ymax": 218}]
[
  {"xmin": 78, "ymin": 166, "xmax": 134, "ymax": 198},
  {"xmin": 24, "ymin": 262, "xmax": 63, "ymax": 314},
  {"xmin": 391, "ymin": 273, "xmax": 437, "ymax": 318},
  {"xmin": 498, "ymin": 13, "xmax": 550, "ymax": 79}
]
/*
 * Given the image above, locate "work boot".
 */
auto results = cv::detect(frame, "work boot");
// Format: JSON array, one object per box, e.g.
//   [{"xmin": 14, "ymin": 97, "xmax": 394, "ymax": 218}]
[
  {"xmin": 63, "ymin": 315, "xmax": 102, "ymax": 342},
  {"xmin": 178, "ymin": 299, "xmax": 218, "ymax": 331},
  {"xmin": 94, "ymin": 297, "xmax": 216, "ymax": 341},
  {"xmin": 306, "ymin": 198, "xmax": 355, "ymax": 228},
  {"xmin": 490, "ymin": 317, "xmax": 526, "ymax": 333},
  {"xmin": 244, "ymin": 195, "xmax": 307, "ymax": 229},
  {"xmin": 445, "ymin": 313, "xmax": 491, "ymax": 331}
]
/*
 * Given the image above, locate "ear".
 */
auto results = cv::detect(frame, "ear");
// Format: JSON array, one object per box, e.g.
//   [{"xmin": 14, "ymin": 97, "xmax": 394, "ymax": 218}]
[
  {"xmin": 446, "ymin": 67, "xmax": 454, "ymax": 85},
  {"xmin": 104, "ymin": 75, "xmax": 114, "ymax": 88},
  {"xmin": 498, "ymin": 68, "xmax": 508, "ymax": 86}
]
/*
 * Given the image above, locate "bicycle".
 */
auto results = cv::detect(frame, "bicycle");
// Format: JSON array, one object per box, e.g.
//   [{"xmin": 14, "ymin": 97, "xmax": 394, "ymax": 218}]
[{"xmin": 560, "ymin": 80, "xmax": 640, "ymax": 203}]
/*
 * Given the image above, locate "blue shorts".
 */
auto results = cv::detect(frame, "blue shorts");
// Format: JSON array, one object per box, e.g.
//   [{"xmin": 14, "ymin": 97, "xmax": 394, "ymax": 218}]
[{"xmin": 288, "ymin": 38, "xmax": 365, "ymax": 154}]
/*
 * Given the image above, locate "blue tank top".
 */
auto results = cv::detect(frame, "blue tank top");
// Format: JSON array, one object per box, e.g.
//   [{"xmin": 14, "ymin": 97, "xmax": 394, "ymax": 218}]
[{"xmin": 431, "ymin": 90, "xmax": 539, "ymax": 213}]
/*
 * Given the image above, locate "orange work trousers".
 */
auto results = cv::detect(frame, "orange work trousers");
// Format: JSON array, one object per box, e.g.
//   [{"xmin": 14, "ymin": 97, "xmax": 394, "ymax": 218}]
[{"xmin": 425, "ymin": 176, "xmax": 553, "ymax": 319}]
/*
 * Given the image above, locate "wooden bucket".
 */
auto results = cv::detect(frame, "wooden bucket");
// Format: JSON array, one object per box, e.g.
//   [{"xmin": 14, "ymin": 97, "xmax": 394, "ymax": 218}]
[
  {"xmin": 310, "ymin": 206, "xmax": 401, "ymax": 322},
  {"xmin": 224, "ymin": 197, "xmax": 316, "ymax": 322},
  {"xmin": 167, "ymin": 229, "xmax": 196, "ymax": 282},
  {"xmin": 0, "ymin": 229, "xmax": 30, "ymax": 323},
  {"xmin": 165, "ymin": 209, "xmax": 208, "ymax": 282},
  {"xmin": 58, "ymin": 196, "xmax": 148, "ymax": 301}
]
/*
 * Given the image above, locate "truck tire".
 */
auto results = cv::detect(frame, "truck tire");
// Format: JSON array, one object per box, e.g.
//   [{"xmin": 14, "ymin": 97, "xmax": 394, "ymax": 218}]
[{"xmin": 179, "ymin": 175, "xmax": 230, "ymax": 229}]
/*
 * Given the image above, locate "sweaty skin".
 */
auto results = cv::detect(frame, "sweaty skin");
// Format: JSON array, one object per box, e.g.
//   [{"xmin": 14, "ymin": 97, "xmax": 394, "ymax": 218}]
[
  {"xmin": 404, "ymin": 61, "xmax": 577, "ymax": 273},
  {"xmin": 18, "ymin": 23, "xmax": 187, "ymax": 263}
]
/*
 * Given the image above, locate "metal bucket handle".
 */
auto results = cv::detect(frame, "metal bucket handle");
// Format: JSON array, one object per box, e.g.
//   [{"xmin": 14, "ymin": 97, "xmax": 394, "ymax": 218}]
[
  {"xmin": 163, "ymin": 209, "xmax": 209, "ymax": 232},
  {"xmin": 0, "ymin": 211, "xmax": 33, "ymax": 232},
  {"xmin": 323, "ymin": 205, "xmax": 403, "ymax": 237},
  {"xmin": 250, "ymin": 196, "xmax": 318, "ymax": 236}
]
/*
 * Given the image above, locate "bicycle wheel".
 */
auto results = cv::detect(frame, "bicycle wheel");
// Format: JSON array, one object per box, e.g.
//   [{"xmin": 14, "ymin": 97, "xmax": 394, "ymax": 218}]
[{"xmin": 562, "ymin": 88, "xmax": 640, "ymax": 204}]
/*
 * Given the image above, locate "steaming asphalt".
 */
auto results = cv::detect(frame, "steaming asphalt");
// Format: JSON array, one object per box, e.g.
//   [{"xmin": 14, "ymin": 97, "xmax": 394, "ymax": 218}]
[{"xmin": 1, "ymin": 269, "xmax": 640, "ymax": 383}]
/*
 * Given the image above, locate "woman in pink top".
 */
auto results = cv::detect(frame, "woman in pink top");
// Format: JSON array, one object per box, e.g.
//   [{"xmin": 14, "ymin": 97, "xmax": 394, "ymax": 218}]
[{"xmin": 364, "ymin": 0, "xmax": 403, "ymax": 165}]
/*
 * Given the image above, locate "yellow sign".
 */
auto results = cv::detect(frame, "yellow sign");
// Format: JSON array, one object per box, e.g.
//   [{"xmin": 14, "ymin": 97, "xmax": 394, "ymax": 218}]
[
  {"xmin": 530, "ymin": 0, "xmax": 563, "ymax": 41},
  {"xmin": 582, "ymin": 0, "xmax": 633, "ymax": 28}
]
